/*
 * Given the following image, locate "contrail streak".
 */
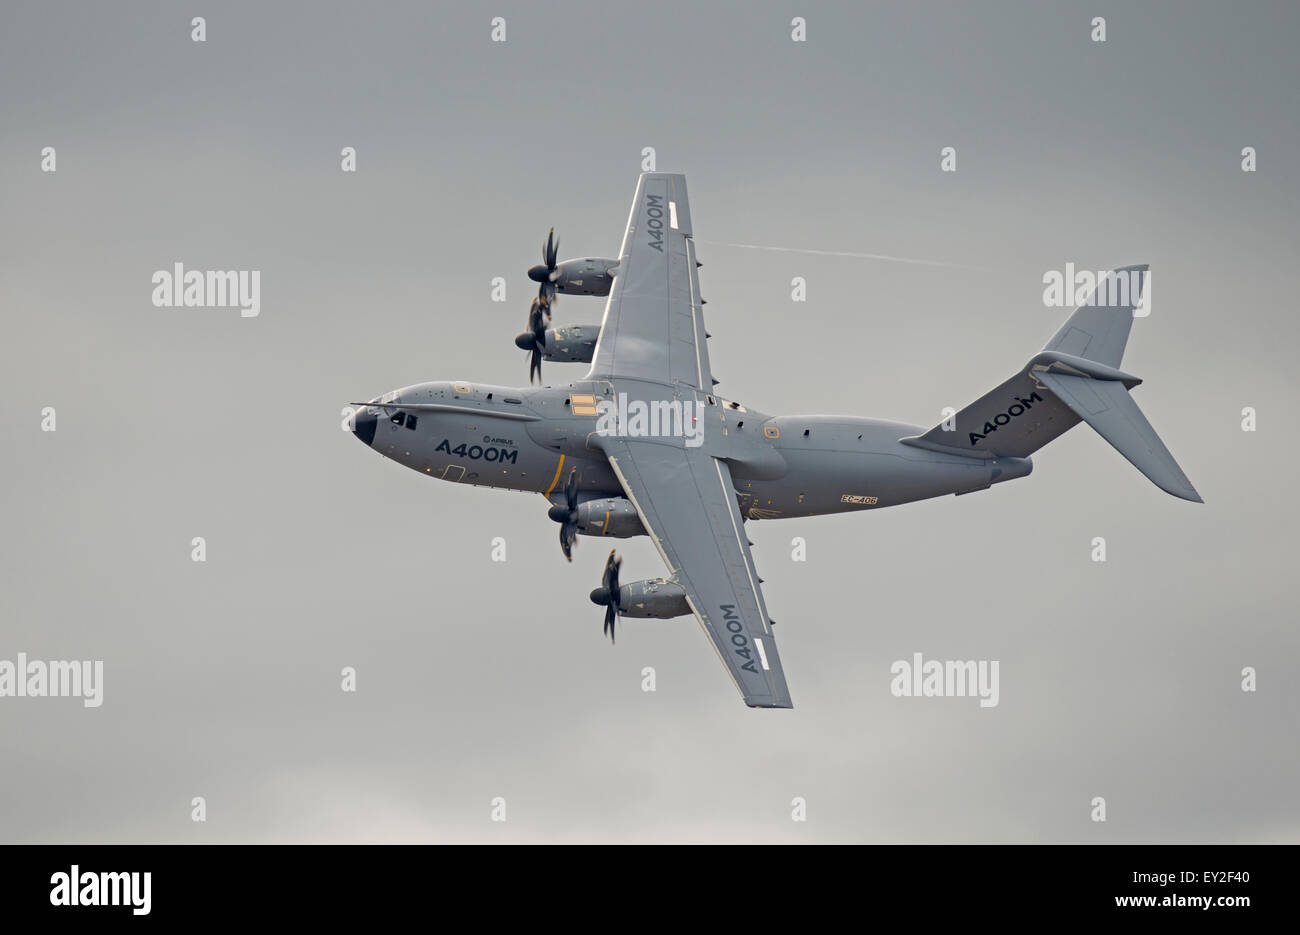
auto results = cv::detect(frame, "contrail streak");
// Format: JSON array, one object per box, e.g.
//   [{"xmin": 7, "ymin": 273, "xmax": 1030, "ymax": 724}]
[{"xmin": 696, "ymin": 240, "xmax": 995, "ymax": 271}]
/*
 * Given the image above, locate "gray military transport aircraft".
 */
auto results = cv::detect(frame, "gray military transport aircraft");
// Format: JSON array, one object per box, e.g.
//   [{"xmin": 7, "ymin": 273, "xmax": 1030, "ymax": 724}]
[{"xmin": 349, "ymin": 172, "xmax": 1200, "ymax": 709}]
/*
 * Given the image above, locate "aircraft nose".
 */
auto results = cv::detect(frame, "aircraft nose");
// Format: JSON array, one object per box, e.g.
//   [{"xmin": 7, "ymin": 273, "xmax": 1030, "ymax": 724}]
[{"xmin": 352, "ymin": 407, "xmax": 377, "ymax": 446}]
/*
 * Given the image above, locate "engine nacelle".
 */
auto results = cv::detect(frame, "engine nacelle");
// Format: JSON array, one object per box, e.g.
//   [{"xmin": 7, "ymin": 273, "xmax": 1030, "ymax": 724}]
[
  {"xmin": 553, "ymin": 258, "xmax": 618, "ymax": 297},
  {"xmin": 576, "ymin": 497, "xmax": 646, "ymax": 538},
  {"xmin": 616, "ymin": 579, "xmax": 690, "ymax": 619},
  {"xmin": 542, "ymin": 324, "xmax": 599, "ymax": 364}
]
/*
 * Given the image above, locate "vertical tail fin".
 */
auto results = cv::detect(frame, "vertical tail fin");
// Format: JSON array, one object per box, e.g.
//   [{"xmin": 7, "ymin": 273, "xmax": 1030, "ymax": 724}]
[{"xmin": 1043, "ymin": 264, "xmax": 1148, "ymax": 367}]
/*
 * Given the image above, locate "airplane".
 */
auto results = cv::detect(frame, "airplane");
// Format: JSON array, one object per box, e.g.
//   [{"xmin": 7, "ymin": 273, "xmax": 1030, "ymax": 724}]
[{"xmin": 348, "ymin": 172, "xmax": 1201, "ymax": 709}]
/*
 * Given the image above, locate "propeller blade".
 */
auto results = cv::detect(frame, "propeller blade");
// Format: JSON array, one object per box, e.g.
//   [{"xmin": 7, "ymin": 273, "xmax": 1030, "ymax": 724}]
[
  {"xmin": 597, "ymin": 550, "xmax": 622, "ymax": 643},
  {"xmin": 547, "ymin": 470, "xmax": 582, "ymax": 557},
  {"xmin": 527, "ymin": 299, "xmax": 548, "ymax": 340},
  {"xmin": 545, "ymin": 228, "xmax": 559, "ymax": 269},
  {"xmin": 604, "ymin": 605, "xmax": 616, "ymax": 643},
  {"xmin": 525, "ymin": 296, "xmax": 550, "ymax": 384},
  {"xmin": 564, "ymin": 469, "xmax": 578, "ymax": 510},
  {"xmin": 528, "ymin": 230, "xmax": 560, "ymax": 305}
]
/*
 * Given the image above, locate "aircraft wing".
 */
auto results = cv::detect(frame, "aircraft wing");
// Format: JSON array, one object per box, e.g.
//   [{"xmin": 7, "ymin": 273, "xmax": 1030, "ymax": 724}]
[
  {"xmin": 587, "ymin": 173, "xmax": 713, "ymax": 390},
  {"xmin": 595, "ymin": 434, "xmax": 794, "ymax": 708}
]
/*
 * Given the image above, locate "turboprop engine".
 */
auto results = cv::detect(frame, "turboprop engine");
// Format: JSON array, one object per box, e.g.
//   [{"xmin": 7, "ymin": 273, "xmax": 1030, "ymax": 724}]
[
  {"xmin": 527, "ymin": 230, "xmax": 618, "ymax": 301},
  {"xmin": 574, "ymin": 497, "xmax": 645, "ymax": 538},
  {"xmin": 589, "ymin": 551, "xmax": 691, "ymax": 643},
  {"xmin": 604, "ymin": 578, "xmax": 691, "ymax": 619},
  {"xmin": 532, "ymin": 257, "xmax": 619, "ymax": 298},
  {"xmin": 549, "ymin": 478, "xmax": 647, "ymax": 561},
  {"xmin": 514, "ymin": 323, "xmax": 598, "ymax": 365}
]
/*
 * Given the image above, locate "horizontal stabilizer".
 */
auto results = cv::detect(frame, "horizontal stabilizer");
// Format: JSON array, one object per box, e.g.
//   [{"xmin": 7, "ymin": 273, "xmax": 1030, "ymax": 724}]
[{"xmin": 1035, "ymin": 372, "xmax": 1202, "ymax": 502}]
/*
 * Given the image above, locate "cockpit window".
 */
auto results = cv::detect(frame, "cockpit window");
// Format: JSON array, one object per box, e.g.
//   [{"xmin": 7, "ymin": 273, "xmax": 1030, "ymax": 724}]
[
  {"xmin": 406, "ymin": 415, "xmax": 418, "ymax": 430},
  {"xmin": 390, "ymin": 411, "xmax": 406, "ymax": 426}
]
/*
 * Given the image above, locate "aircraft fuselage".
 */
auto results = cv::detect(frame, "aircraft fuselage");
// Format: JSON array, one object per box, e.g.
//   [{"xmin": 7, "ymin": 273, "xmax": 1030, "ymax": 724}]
[{"xmin": 352, "ymin": 379, "xmax": 1033, "ymax": 520}]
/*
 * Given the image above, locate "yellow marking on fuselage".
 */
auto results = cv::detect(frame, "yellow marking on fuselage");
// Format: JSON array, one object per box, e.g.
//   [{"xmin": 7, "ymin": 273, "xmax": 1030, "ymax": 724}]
[
  {"xmin": 544, "ymin": 454, "xmax": 567, "ymax": 496},
  {"xmin": 601, "ymin": 510, "xmax": 610, "ymax": 535}
]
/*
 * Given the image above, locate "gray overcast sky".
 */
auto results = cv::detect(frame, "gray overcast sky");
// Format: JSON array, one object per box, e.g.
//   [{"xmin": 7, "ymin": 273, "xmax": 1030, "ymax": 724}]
[{"xmin": 1, "ymin": 0, "xmax": 1296, "ymax": 842}]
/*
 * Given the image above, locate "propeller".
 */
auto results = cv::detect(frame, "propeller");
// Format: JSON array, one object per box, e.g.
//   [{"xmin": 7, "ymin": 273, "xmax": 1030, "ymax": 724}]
[
  {"xmin": 588, "ymin": 549, "xmax": 623, "ymax": 643},
  {"xmin": 513, "ymin": 298, "xmax": 550, "ymax": 384},
  {"xmin": 546, "ymin": 469, "xmax": 580, "ymax": 561},
  {"xmin": 527, "ymin": 228, "xmax": 561, "ymax": 306}
]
